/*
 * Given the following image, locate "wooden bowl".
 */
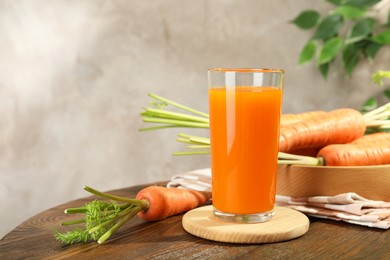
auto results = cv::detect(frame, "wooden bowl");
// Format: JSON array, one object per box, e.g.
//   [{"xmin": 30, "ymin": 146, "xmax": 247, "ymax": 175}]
[{"xmin": 276, "ymin": 164, "xmax": 390, "ymax": 201}]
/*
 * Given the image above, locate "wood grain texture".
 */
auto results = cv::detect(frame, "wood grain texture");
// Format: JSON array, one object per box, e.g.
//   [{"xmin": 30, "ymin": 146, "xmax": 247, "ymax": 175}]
[
  {"xmin": 182, "ymin": 206, "xmax": 309, "ymax": 243},
  {"xmin": 0, "ymin": 182, "xmax": 389, "ymax": 259},
  {"xmin": 277, "ymin": 164, "xmax": 390, "ymax": 201}
]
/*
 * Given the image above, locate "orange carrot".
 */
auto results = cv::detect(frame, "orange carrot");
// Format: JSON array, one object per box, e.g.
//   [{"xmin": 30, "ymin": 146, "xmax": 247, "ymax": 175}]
[
  {"xmin": 315, "ymin": 132, "xmax": 390, "ymax": 166},
  {"xmin": 281, "ymin": 111, "xmax": 326, "ymax": 126},
  {"xmin": 279, "ymin": 108, "xmax": 366, "ymax": 153},
  {"xmin": 56, "ymin": 186, "xmax": 211, "ymax": 245},
  {"xmin": 136, "ymin": 186, "xmax": 211, "ymax": 221},
  {"xmin": 317, "ymin": 143, "xmax": 390, "ymax": 166},
  {"xmin": 350, "ymin": 132, "xmax": 390, "ymax": 145}
]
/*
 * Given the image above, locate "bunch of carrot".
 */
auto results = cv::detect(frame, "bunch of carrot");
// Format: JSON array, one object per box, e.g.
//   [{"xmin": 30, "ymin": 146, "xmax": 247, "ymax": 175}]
[
  {"xmin": 55, "ymin": 185, "xmax": 211, "ymax": 245},
  {"xmin": 141, "ymin": 93, "xmax": 390, "ymax": 166}
]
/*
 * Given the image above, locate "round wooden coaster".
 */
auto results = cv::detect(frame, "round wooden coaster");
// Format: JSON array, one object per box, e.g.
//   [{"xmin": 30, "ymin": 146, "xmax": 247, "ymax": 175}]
[{"xmin": 182, "ymin": 205, "xmax": 309, "ymax": 244}]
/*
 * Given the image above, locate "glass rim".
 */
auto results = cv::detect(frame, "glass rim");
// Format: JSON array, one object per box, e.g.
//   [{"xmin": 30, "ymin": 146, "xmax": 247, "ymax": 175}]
[{"xmin": 208, "ymin": 68, "xmax": 284, "ymax": 73}]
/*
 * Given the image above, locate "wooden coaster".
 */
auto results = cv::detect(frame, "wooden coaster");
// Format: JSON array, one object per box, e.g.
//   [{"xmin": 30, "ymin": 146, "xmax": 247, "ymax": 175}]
[{"xmin": 182, "ymin": 205, "xmax": 309, "ymax": 244}]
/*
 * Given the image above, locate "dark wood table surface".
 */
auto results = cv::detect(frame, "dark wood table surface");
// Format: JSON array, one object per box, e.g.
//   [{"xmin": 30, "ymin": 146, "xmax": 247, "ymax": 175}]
[{"xmin": 1, "ymin": 182, "xmax": 389, "ymax": 259}]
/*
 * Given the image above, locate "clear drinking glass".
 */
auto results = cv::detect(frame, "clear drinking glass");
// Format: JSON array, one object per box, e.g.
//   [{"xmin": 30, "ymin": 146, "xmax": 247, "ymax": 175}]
[{"xmin": 208, "ymin": 68, "xmax": 284, "ymax": 223}]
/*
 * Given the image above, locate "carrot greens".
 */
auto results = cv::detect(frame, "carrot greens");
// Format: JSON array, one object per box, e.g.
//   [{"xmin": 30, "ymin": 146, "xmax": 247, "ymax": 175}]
[
  {"xmin": 55, "ymin": 186, "xmax": 149, "ymax": 245},
  {"xmin": 140, "ymin": 93, "xmax": 209, "ymax": 131}
]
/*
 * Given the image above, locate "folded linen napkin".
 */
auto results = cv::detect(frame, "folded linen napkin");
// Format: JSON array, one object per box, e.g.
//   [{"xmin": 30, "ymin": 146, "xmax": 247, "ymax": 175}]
[{"xmin": 167, "ymin": 168, "xmax": 390, "ymax": 229}]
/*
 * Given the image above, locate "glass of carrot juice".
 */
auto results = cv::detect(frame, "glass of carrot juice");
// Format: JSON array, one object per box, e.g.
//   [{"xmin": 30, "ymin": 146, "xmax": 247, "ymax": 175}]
[{"xmin": 208, "ymin": 68, "xmax": 284, "ymax": 223}]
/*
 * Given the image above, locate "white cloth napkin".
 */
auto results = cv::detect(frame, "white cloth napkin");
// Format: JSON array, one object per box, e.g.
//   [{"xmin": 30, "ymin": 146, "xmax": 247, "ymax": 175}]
[{"xmin": 167, "ymin": 168, "xmax": 390, "ymax": 229}]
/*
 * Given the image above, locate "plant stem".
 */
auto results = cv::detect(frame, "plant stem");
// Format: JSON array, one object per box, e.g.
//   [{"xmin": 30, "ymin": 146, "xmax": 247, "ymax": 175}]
[
  {"xmin": 142, "ymin": 117, "xmax": 209, "ymax": 128},
  {"xmin": 142, "ymin": 107, "xmax": 209, "ymax": 124},
  {"xmin": 61, "ymin": 218, "xmax": 86, "ymax": 226},
  {"xmin": 97, "ymin": 206, "xmax": 142, "ymax": 244},
  {"xmin": 278, "ymin": 152, "xmax": 324, "ymax": 166},
  {"xmin": 83, "ymin": 186, "xmax": 149, "ymax": 209},
  {"xmin": 172, "ymin": 150, "xmax": 212, "ymax": 156},
  {"xmin": 88, "ymin": 205, "xmax": 136, "ymax": 234},
  {"xmin": 148, "ymin": 93, "xmax": 209, "ymax": 118},
  {"xmin": 363, "ymin": 103, "xmax": 390, "ymax": 121}
]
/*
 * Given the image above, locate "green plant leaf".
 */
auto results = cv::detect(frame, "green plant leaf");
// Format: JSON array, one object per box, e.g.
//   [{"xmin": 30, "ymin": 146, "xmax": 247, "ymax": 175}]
[
  {"xmin": 319, "ymin": 63, "xmax": 330, "ymax": 79},
  {"xmin": 317, "ymin": 37, "xmax": 343, "ymax": 65},
  {"xmin": 342, "ymin": 0, "xmax": 381, "ymax": 8},
  {"xmin": 384, "ymin": 89, "xmax": 390, "ymax": 99},
  {"xmin": 360, "ymin": 97, "xmax": 378, "ymax": 113},
  {"xmin": 371, "ymin": 29, "xmax": 390, "ymax": 44},
  {"xmin": 345, "ymin": 18, "xmax": 375, "ymax": 44},
  {"xmin": 335, "ymin": 5, "xmax": 366, "ymax": 19},
  {"xmin": 364, "ymin": 41, "xmax": 382, "ymax": 60},
  {"xmin": 299, "ymin": 40, "xmax": 317, "ymax": 64},
  {"xmin": 291, "ymin": 10, "xmax": 320, "ymax": 29},
  {"xmin": 312, "ymin": 14, "xmax": 343, "ymax": 40},
  {"xmin": 387, "ymin": 11, "xmax": 390, "ymax": 27},
  {"xmin": 372, "ymin": 70, "xmax": 390, "ymax": 85},
  {"xmin": 327, "ymin": 0, "xmax": 343, "ymax": 5},
  {"xmin": 342, "ymin": 43, "xmax": 360, "ymax": 76}
]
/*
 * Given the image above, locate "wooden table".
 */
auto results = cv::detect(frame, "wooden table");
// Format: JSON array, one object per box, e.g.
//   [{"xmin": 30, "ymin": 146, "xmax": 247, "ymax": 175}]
[{"xmin": 1, "ymin": 182, "xmax": 389, "ymax": 259}]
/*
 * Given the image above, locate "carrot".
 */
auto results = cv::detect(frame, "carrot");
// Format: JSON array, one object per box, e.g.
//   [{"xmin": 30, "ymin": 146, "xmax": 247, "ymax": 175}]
[
  {"xmin": 315, "ymin": 132, "xmax": 390, "ymax": 166},
  {"xmin": 281, "ymin": 111, "xmax": 326, "ymax": 126},
  {"xmin": 56, "ymin": 186, "xmax": 211, "ymax": 245},
  {"xmin": 279, "ymin": 132, "xmax": 390, "ymax": 166},
  {"xmin": 279, "ymin": 108, "xmax": 366, "ymax": 153},
  {"xmin": 350, "ymin": 132, "xmax": 390, "ymax": 145},
  {"xmin": 136, "ymin": 186, "xmax": 211, "ymax": 221},
  {"xmin": 287, "ymin": 133, "xmax": 390, "ymax": 158},
  {"xmin": 317, "ymin": 143, "xmax": 390, "ymax": 166}
]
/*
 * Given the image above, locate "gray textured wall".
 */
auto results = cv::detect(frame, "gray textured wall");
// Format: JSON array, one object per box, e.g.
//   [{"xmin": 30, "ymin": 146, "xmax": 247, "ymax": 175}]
[{"xmin": 0, "ymin": 0, "xmax": 389, "ymax": 237}]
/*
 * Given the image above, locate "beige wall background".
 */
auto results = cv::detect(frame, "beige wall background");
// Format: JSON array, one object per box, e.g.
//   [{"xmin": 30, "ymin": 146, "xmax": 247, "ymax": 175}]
[{"xmin": 0, "ymin": 0, "xmax": 389, "ymax": 238}]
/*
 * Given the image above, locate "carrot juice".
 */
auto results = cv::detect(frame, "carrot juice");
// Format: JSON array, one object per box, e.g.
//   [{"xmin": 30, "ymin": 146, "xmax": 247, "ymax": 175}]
[{"xmin": 209, "ymin": 84, "xmax": 282, "ymax": 221}]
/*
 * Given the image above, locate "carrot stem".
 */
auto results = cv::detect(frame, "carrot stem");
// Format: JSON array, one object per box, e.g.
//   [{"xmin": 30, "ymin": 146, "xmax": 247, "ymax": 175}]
[
  {"xmin": 172, "ymin": 150, "xmax": 211, "ymax": 156},
  {"xmin": 65, "ymin": 207, "xmax": 88, "ymax": 214},
  {"xmin": 97, "ymin": 206, "xmax": 142, "ymax": 244},
  {"xmin": 147, "ymin": 93, "xmax": 209, "ymax": 118},
  {"xmin": 61, "ymin": 218, "xmax": 86, "ymax": 225},
  {"xmin": 142, "ymin": 107, "xmax": 209, "ymax": 123},
  {"xmin": 278, "ymin": 152, "xmax": 324, "ymax": 166},
  {"xmin": 178, "ymin": 133, "xmax": 211, "ymax": 145},
  {"xmin": 187, "ymin": 145, "xmax": 211, "ymax": 149},
  {"xmin": 88, "ymin": 205, "xmax": 137, "ymax": 234},
  {"xmin": 363, "ymin": 103, "xmax": 390, "ymax": 121},
  {"xmin": 83, "ymin": 186, "xmax": 149, "ymax": 209},
  {"xmin": 139, "ymin": 125, "xmax": 179, "ymax": 131},
  {"xmin": 142, "ymin": 117, "xmax": 209, "ymax": 128},
  {"xmin": 366, "ymin": 120, "xmax": 390, "ymax": 127}
]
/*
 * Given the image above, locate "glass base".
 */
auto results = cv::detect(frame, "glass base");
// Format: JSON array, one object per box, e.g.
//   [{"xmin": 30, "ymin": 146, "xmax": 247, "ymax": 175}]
[{"xmin": 213, "ymin": 207, "xmax": 274, "ymax": 223}]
